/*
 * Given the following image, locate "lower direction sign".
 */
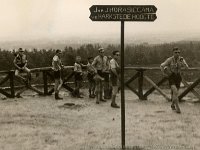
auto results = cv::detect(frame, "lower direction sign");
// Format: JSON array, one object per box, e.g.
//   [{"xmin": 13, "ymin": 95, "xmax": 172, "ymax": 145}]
[{"xmin": 90, "ymin": 13, "xmax": 157, "ymax": 21}]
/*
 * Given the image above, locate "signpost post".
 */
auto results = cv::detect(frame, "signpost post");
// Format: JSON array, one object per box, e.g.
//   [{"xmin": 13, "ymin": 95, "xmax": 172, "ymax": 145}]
[{"xmin": 89, "ymin": 5, "xmax": 157, "ymax": 149}]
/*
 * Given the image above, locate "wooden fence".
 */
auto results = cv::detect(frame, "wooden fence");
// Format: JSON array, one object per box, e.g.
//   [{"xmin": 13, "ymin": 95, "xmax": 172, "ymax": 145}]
[
  {"xmin": 125, "ymin": 67, "xmax": 200, "ymax": 102},
  {"xmin": 0, "ymin": 66, "xmax": 200, "ymax": 102}
]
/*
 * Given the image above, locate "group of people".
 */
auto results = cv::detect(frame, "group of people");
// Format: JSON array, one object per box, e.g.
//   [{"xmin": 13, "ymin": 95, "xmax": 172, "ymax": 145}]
[
  {"xmin": 13, "ymin": 47, "xmax": 121, "ymax": 108},
  {"xmin": 13, "ymin": 46, "xmax": 189, "ymax": 112},
  {"xmin": 69, "ymin": 48, "xmax": 120, "ymax": 108}
]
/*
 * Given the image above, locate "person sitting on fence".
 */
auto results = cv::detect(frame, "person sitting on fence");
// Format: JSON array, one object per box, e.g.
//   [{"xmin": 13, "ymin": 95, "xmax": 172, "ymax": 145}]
[
  {"xmin": 110, "ymin": 51, "xmax": 120, "ymax": 108},
  {"xmin": 160, "ymin": 47, "xmax": 189, "ymax": 113},
  {"xmin": 87, "ymin": 57, "xmax": 96, "ymax": 98},
  {"xmin": 13, "ymin": 48, "xmax": 31, "ymax": 84},
  {"xmin": 92, "ymin": 47, "xmax": 107, "ymax": 104},
  {"xmin": 72, "ymin": 56, "xmax": 85, "ymax": 98},
  {"xmin": 52, "ymin": 49, "xmax": 64, "ymax": 100}
]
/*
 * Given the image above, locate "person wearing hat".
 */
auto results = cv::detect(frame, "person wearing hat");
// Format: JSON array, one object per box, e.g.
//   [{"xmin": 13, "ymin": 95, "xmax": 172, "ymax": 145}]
[
  {"xmin": 52, "ymin": 49, "xmax": 64, "ymax": 100},
  {"xmin": 92, "ymin": 47, "xmax": 107, "ymax": 104},
  {"xmin": 160, "ymin": 47, "xmax": 189, "ymax": 113},
  {"xmin": 13, "ymin": 48, "xmax": 31, "ymax": 84}
]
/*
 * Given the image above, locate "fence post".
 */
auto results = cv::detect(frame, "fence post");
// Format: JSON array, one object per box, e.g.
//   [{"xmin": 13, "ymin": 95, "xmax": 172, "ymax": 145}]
[
  {"xmin": 43, "ymin": 70, "xmax": 48, "ymax": 95},
  {"xmin": 9, "ymin": 71, "xmax": 15, "ymax": 98},
  {"xmin": 138, "ymin": 70, "xmax": 147, "ymax": 100}
]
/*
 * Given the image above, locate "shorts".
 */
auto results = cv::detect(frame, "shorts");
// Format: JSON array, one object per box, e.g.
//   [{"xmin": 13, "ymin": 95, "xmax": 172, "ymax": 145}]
[
  {"xmin": 97, "ymin": 70, "xmax": 104, "ymax": 78},
  {"xmin": 15, "ymin": 64, "xmax": 25, "ymax": 70},
  {"xmin": 168, "ymin": 73, "xmax": 182, "ymax": 89},
  {"xmin": 54, "ymin": 70, "xmax": 61, "ymax": 79},
  {"xmin": 103, "ymin": 72, "xmax": 110, "ymax": 82},
  {"xmin": 110, "ymin": 72, "xmax": 118, "ymax": 86},
  {"xmin": 74, "ymin": 72, "xmax": 83, "ymax": 81},
  {"xmin": 87, "ymin": 73, "xmax": 95, "ymax": 82}
]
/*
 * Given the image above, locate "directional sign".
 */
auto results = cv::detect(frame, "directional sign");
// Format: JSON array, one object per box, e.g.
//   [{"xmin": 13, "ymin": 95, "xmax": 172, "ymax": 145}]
[
  {"xmin": 89, "ymin": 5, "xmax": 157, "ymax": 21},
  {"xmin": 89, "ymin": 4, "xmax": 157, "ymax": 149}
]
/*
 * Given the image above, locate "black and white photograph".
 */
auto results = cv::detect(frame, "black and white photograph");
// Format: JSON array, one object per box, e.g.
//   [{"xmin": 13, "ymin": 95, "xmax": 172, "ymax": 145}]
[{"xmin": 0, "ymin": 0, "xmax": 199, "ymax": 150}]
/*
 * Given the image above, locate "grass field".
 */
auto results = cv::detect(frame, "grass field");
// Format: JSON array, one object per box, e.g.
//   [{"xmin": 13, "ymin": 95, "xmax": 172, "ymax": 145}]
[{"xmin": 0, "ymin": 89, "xmax": 199, "ymax": 150}]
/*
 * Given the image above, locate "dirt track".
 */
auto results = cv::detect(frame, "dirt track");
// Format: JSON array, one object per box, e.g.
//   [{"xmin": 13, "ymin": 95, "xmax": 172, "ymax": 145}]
[{"xmin": 0, "ymin": 89, "xmax": 199, "ymax": 150}]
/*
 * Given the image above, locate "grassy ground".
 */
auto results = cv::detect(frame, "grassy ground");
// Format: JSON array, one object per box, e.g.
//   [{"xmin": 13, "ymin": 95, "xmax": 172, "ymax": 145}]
[{"xmin": 0, "ymin": 89, "xmax": 199, "ymax": 150}]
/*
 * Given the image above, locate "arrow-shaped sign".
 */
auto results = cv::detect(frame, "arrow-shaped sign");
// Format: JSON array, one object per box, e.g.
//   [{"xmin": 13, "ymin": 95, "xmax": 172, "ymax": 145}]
[{"xmin": 89, "ymin": 5, "xmax": 157, "ymax": 21}]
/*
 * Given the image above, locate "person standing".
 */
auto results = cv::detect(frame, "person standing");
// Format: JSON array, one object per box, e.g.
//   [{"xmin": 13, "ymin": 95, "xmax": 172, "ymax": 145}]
[
  {"xmin": 102, "ymin": 55, "xmax": 111, "ymax": 99},
  {"xmin": 160, "ymin": 47, "xmax": 189, "ymax": 113},
  {"xmin": 87, "ymin": 57, "xmax": 96, "ymax": 98},
  {"xmin": 73, "ymin": 56, "xmax": 84, "ymax": 98},
  {"xmin": 13, "ymin": 48, "xmax": 31, "ymax": 84},
  {"xmin": 92, "ymin": 47, "xmax": 107, "ymax": 104},
  {"xmin": 110, "ymin": 51, "xmax": 120, "ymax": 108},
  {"xmin": 52, "ymin": 49, "xmax": 63, "ymax": 100}
]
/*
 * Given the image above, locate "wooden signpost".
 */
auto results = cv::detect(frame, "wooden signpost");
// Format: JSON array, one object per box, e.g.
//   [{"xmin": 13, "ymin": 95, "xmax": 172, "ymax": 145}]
[{"xmin": 89, "ymin": 5, "xmax": 157, "ymax": 149}]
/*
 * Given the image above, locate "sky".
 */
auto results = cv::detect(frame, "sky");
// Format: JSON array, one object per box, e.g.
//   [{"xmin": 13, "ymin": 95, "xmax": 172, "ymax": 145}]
[{"xmin": 0, "ymin": 0, "xmax": 200, "ymax": 42}]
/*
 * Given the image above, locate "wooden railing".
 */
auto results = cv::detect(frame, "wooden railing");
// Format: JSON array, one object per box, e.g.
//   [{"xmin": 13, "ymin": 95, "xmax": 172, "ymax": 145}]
[
  {"xmin": 0, "ymin": 66, "xmax": 74, "ymax": 98},
  {"xmin": 0, "ymin": 66, "xmax": 200, "ymax": 102},
  {"xmin": 125, "ymin": 67, "xmax": 200, "ymax": 102}
]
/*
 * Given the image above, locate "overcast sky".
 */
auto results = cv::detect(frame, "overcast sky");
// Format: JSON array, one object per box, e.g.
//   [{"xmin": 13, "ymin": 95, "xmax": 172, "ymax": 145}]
[{"xmin": 0, "ymin": 0, "xmax": 200, "ymax": 41}]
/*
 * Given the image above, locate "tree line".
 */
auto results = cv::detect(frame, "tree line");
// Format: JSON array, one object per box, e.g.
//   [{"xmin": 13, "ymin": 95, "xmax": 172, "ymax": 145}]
[{"xmin": 0, "ymin": 41, "xmax": 200, "ymax": 71}]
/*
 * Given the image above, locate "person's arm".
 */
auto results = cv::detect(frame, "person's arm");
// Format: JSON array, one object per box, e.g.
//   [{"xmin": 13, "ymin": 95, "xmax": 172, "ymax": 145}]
[
  {"xmin": 110, "ymin": 60, "xmax": 119, "ymax": 78},
  {"xmin": 23, "ymin": 61, "xmax": 28, "ymax": 68},
  {"xmin": 160, "ymin": 58, "xmax": 171, "ymax": 76},
  {"xmin": 92, "ymin": 57, "xmax": 98, "ymax": 73},
  {"xmin": 180, "ymin": 57, "xmax": 189, "ymax": 69},
  {"xmin": 111, "ymin": 68, "xmax": 119, "ymax": 77},
  {"xmin": 81, "ymin": 63, "xmax": 87, "ymax": 69}
]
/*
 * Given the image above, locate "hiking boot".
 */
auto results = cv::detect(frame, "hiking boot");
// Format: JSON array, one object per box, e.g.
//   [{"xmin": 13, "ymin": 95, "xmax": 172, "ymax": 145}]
[
  {"xmin": 176, "ymin": 109, "xmax": 181, "ymax": 114},
  {"xmin": 100, "ymin": 98, "xmax": 106, "ymax": 102},
  {"xmin": 175, "ymin": 105, "xmax": 181, "ymax": 114},
  {"xmin": 55, "ymin": 93, "xmax": 63, "ymax": 100},
  {"xmin": 111, "ymin": 103, "xmax": 120, "ymax": 108},
  {"xmin": 91, "ymin": 94, "xmax": 95, "ymax": 98},
  {"xmin": 171, "ymin": 104, "xmax": 176, "ymax": 110},
  {"xmin": 100, "ymin": 92, "xmax": 106, "ymax": 102}
]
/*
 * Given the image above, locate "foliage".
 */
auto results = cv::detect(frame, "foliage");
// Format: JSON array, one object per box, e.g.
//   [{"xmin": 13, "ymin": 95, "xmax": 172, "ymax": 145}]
[{"xmin": 0, "ymin": 41, "xmax": 200, "ymax": 71}]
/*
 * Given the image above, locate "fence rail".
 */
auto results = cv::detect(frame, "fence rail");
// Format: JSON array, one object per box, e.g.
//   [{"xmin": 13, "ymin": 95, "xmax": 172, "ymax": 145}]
[{"xmin": 0, "ymin": 66, "xmax": 200, "ymax": 102}]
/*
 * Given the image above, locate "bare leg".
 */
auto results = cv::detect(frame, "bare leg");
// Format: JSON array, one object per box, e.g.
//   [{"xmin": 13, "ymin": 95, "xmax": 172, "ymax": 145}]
[
  {"xmin": 171, "ymin": 85, "xmax": 181, "ymax": 113},
  {"xmin": 15, "ymin": 70, "xmax": 26, "ymax": 82}
]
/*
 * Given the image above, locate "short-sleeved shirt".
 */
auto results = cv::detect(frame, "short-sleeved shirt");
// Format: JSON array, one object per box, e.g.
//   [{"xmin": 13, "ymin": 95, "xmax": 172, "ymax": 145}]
[
  {"xmin": 110, "ymin": 58, "xmax": 120, "ymax": 75},
  {"xmin": 74, "ymin": 62, "xmax": 83, "ymax": 73},
  {"xmin": 87, "ymin": 62, "xmax": 95, "ymax": 74},
  {"xmin": 92, "ymin": 55, "xmax": 108, "ymax": 71},
  {"xmin": 52, "ymin": 55, "xmax": 62, "ymax": 71},
  {"xmin": 160, "ymin": 56, "xmax": 188, "ymax": 74},
  {"xmin": 14, "ymin": 54, "xmax": 27, "ymax": 67}
]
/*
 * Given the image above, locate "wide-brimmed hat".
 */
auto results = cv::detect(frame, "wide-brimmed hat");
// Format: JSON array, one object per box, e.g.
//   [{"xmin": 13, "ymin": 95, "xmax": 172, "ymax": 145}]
[
  {"xmin": 173, "ymin": 47, "xmax": 179, "ymax": 51},
  {"xmin": 18, "ymin": 48, "xmax": 24, "ymax": 52},
  {"xmin": 98, "ymin": 47, "xmax": 104, "ymax": 52}
]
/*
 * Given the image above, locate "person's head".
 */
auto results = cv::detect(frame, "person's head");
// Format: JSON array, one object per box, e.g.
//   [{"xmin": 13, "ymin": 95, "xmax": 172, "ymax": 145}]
[
  {"xmin": 107, "ymin": 55, "xmax": 112, "ymax": 61},
  {"xmin": 112, "ymin": 50, "xmax": 120, "ymax": 60},
  {"xmin": 56, "ymin": 49, "xmax": 62, "ymax": 56},
  {"xmin": 98, "ymin": 47, "xmax": 104, "ymax": 56},
  {"xmin": 76, "ymin": 56, "xmax": 81, "ymax": 63},
  {"xmin": 173, "ymin": 47, "xmax": 180, "ymax": 59},
  {"xmin": 88, "ymin": 57, "xmax": 93, "ymax": 64},
  {"xmin": 18, "ymin": 48, "xmax": 24, "ymax": 55}
]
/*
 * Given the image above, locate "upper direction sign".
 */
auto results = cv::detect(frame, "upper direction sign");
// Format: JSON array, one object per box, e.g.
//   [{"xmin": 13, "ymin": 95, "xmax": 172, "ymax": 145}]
[{"xmin": 89, "ymin": 5, "xmax": 157, "ymax": 21}]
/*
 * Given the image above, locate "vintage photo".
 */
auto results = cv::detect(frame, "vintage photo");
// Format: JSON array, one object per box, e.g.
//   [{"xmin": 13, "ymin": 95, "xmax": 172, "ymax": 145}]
[{"xmin": 0, "ymin": 0, "xmax": 199, "ymax": 150}]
